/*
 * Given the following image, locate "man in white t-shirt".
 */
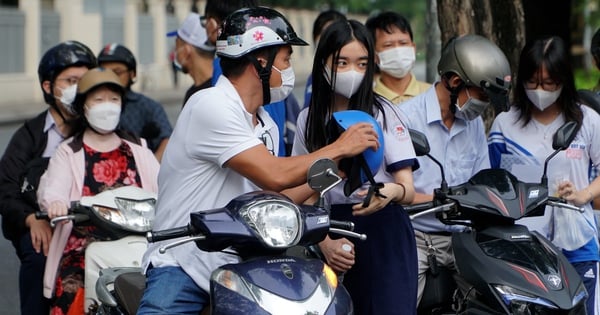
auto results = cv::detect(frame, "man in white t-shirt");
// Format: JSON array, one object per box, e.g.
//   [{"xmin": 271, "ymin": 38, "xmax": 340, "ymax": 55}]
[{"xmin": 137, "ymin": 7, "xmax": 380, "ymax": 314}]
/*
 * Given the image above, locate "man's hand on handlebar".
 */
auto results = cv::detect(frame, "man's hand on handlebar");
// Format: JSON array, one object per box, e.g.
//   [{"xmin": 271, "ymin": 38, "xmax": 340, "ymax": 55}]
[{"xmin": 318, "ymin": 236, "xmax": 355, "ymax": 274}]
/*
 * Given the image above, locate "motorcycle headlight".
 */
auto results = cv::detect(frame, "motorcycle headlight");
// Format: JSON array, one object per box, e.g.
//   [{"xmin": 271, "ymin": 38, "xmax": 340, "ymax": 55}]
[
  {"xmin": 92, "ymin": 197, "xmax": 156, "ymax": 232},
  {"xmin": 572, "ymin": 283, "xmax": 588, "ymax": 307},
  {"xmin": 239, "ymin": 199, "xmax": 302, "ymax": 248},
  {"xmin": 493, "ymin": 284, "xmax": 558, "ymax": 314}
]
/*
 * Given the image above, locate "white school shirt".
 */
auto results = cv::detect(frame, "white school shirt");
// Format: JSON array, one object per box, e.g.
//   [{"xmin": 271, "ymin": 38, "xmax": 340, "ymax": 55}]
[
  {"xmin": 292, "ymin": 98, "xmax": 418, "ymax": 204},
  {"xmin": 398, "ymin": 84, "xmax": 490, "ymax": 233},
  {"xmin": 142, "ymin": 76, "xmax": 279, "ymax": 292},
  {"xmin": 488, "ymin": 105, "xmax": 600, "ymax": 250}
]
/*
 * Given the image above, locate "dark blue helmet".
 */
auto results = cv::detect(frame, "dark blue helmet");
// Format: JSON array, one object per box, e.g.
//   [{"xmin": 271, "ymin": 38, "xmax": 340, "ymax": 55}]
[
  {"xmin": 38, "ymin": 40, "xmax": 96, "ymax": 104},
  {"xmin": 331, "ymin": 110, "xmax": 384, "ymax": 196}
]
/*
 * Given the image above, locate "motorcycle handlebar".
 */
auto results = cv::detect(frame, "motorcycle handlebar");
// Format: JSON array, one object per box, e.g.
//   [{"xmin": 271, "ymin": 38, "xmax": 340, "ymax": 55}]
[
  {"xmin": 35, "ymin": 211, "xmax": 49, "ymax": 220},
  {"xmin": 403, "ymin": 202, "xmax": 436, "ymax": 214},
  {"xmin": 329, "ymin": 220, "xmax": 354, "ymax": 231},
  {"xmin": 34, "ymin": 202, "xmax": 88, "ymax": 221},
  {"xmin": 147, "ymin": 225, "xmax": 194, "ymax": 243},
  {"xmin": 546, "ymin": 196, "xmax": 585, "ymax": 213},
  {"xmin": 34, "ymin": 211, "xmax": 88, "ymax": 227}
]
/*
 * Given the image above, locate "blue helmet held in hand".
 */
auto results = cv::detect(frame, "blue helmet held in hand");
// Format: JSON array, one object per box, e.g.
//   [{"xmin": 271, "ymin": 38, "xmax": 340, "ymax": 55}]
[{"xmin": 331, "ymin": 110, "xmax": 384, "ymax": 198}]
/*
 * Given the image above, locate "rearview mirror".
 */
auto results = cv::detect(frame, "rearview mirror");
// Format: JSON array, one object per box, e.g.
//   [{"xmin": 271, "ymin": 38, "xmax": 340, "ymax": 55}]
[
  {"xmin": 552, "ymin": 121, "xmax": 578, "ymax": 151},
  {"xmin": 541, "ymin": 121, "xmax": 580, "ymax": 186},
  {"xmin": 409, "ymin": 129, "xmax": 430, "ymax": 157},
  {"xmin": 307, "ymin": 158, "xmax": 341, "ymax": 195}
]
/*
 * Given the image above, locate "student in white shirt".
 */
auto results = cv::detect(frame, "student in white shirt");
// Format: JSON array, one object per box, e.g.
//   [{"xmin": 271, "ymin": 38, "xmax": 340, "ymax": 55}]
[
  {"xmin": 137, "ymin": 7, "xmax": 380, "ymax": 314},
  {"xmin": 489, "ymin": 35, "xmax": 600, "ymax": 314}
]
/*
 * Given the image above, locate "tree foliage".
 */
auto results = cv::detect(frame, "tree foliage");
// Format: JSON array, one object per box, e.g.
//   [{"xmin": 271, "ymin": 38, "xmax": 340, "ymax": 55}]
[{"xmin": 259, "ymin": 0, "xmax": 426, "ymax": 18}]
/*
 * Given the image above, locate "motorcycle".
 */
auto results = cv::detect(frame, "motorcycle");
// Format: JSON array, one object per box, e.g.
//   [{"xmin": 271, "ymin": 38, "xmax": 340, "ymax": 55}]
[
  {"xmin": 36, "ymin": 185, "xmax": 157, "ymax": 314},
  {"xmin": 93, "ymin": 158, "xmax": 365, "ymax": 315},
  {"xmin": 406, "ymin": 122, "xmax": 588, "ymax": 315}
]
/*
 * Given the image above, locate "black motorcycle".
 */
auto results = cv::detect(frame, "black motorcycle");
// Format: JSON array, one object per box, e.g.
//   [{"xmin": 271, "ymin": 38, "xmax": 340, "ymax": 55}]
[{"xmin": 407, "ymin": 121, "xmax": 588, "ymax": 314}]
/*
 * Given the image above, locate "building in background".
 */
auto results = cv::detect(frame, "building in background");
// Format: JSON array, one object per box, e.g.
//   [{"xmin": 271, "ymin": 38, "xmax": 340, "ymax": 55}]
[{"xmin": 0, "ymin": 0, "xmax": 332, "ymax": 114}]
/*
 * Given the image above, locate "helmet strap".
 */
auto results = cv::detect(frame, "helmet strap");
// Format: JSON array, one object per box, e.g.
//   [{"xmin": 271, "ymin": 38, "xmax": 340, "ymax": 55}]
[
  {"xmin": 248, "ymin": 47, "xmax": 277, "ymax": 105},
  {"xmin": 355, "ymin": 154, "xmax": 387, "ymax": 208},
  {"xmin": 442, "ymin": 75, "xmax": 464, "ymax": 114}
]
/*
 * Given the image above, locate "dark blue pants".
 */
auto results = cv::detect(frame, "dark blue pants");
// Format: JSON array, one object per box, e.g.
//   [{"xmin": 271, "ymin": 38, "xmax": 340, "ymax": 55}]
[
  {"xmin": 15, "ymin": 232, "xmax": 50, "ymax": 315},
  {"xmin": 572, "ymin": 261, "xmax": 598, "ymax": 314},
  {"xmin": 331, "ymin": 203, "xmax": 418, "ymax": 315}
]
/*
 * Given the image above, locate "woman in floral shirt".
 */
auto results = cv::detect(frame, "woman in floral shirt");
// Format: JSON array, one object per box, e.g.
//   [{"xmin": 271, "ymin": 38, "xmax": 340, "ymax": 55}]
[{"xmin": 37, "ymin": 68, "xmax": 159, "ymax": 315}]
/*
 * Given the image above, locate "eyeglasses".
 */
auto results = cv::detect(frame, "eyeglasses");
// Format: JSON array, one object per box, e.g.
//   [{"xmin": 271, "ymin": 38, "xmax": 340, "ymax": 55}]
[
  {"xmin": 55, "ymin": 76, "xmax": 80, "ymax": 85},
  {"xmin": 199, "ymin": 15, "xmax": 207, "ymax": 28},
  {"xmin": 524, "ymin": 79, "xmax": 560, "ymax": 91}
]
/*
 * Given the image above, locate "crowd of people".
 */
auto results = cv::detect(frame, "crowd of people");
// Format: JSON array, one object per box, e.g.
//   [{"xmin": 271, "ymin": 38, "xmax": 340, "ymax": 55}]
[{"xmin": 1, "ymin": 1, "xmax": 600, "ymax": 314}]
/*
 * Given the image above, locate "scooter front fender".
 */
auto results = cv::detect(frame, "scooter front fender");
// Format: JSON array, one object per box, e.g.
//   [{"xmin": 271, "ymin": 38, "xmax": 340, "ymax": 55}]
[{"xmin": 210, "ymin": 256, "xmax": 353, "ymax": 315}]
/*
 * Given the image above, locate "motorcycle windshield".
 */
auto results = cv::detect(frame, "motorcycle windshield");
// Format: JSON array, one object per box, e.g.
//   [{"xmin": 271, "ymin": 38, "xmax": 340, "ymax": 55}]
[
  {"xmin": 478, "ymin": 233, "xmax": 559, "ymax": 275},
  {"xmin": 469, "ymin": 169, "xmax": 517, "ymax": 199}
]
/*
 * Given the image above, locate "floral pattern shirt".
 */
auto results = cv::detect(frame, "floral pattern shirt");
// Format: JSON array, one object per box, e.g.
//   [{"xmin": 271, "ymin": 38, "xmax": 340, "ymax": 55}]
[{"xmin": 51, "ymin": 141, "xmax": 141, "ymax": 315}]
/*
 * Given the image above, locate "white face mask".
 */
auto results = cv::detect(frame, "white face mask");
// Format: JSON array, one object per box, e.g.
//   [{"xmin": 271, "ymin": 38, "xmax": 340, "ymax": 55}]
[
  {"xmin": 377, "ymin": 46, "xmax": 416, "ymax": 79},
  {"xmin": 325, "ymin": 68, "xmax": 365, "ymax": 99},
  {"xmin": 85, "ymin": 102, "xmax": 122, "ymax": 134},
  {"xmin": 270, "ymin": 66, "xmax": 295, "ymax": 103},
  {"xmin": 173, "ymin": 47, "xmax": 188, "ymax": 74},
  {"xmin": 455, "ymin": 88, "xmax": 489, "ymax": 121},
  {"xmin": 56, "ymin": 84, "xmax": 78, "ymax": 114},
  {"xmin": 525, "ymin": 87, "xmax": 562, "ymax": 111}
]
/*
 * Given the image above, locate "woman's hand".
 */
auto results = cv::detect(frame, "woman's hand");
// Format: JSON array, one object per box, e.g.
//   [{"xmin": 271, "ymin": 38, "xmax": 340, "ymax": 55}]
[
  {"xmin": 557, "ymin": 181, "xmax": 592, "ymax": 207},
  {"xmin": 352, "ymin": 182, "xmax": 404, "ymax": 216},
  {"xmin": 318, "ymin": 236, "xmax": 355, "ymax": 274},
  {"xmin": 47, "ymin": 200, "xmax": 69, "ymax": 219},
  {"xmin": 25, "ymin": 214, "xmax": 52, "ymax": 256}
]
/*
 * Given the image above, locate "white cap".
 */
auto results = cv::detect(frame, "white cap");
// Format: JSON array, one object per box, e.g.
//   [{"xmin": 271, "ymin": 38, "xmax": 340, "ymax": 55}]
[{"xmin": 167, "ymin": 13, "xmax": 215, "ymax": 52}]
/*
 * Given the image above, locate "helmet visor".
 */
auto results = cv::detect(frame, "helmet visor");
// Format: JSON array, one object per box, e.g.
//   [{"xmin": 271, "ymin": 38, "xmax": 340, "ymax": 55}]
[{"xmin": 483, "ymin": 83, "xmax": 510, "ymax": 112}]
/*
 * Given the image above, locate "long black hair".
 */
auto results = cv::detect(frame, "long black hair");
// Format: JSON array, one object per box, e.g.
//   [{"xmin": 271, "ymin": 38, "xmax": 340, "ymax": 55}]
[
  {"xmin": 514, "ymin": 36, "xmax": 582, "ymax": 127},
  {"xmin": 304, "ymin": 19, "xmax": 386, "ymax": 153}
]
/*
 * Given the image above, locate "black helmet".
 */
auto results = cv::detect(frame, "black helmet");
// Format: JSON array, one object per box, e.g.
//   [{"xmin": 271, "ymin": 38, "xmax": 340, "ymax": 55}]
[
  {"xmin": 97, "ymin": 43, "xmax": 137, "ymax": 72},
  {"xmin": 38, "ymin": 40, "xmax": 96, "ymax": 104},
  {"xmin": 216, "ymin": 6, "xmax": 308, "ymax": 58},
  {"xmin": 438, "ymin": 34, "xmax": 512, "ymax": 111}
]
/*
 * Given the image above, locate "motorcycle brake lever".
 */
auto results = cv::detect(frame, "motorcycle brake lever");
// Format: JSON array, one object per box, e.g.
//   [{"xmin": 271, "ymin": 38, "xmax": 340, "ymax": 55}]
[
  {"xmin": 49, "ymin": 215, "xmax": 79, "ymax": 227},
  {"xmin": 158, "ymin": 235, "xmax": 207, "ymax": 254}
]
